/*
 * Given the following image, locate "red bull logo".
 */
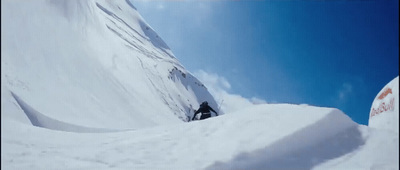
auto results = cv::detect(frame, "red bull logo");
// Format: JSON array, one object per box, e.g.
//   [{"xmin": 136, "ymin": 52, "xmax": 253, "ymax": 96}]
[
  {"xmin": 370, "ymin": 97, "xmax": 395, "ymax": 117},
  {"xmin": 378, "ymin": 88, "xmax": 392, "ymax": 100}
]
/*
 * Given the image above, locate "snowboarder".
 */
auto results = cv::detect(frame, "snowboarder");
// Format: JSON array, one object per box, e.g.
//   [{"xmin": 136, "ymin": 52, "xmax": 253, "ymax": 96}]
[{"xmin": 192, "ymin": 101, "xmax": 218, "ymax": 121}]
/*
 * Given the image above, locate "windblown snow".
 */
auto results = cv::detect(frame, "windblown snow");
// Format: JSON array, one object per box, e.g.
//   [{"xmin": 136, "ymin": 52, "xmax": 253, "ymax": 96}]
[{"xmin": 1, "ymin": 0, "xmax": 398, "ymax": 169}]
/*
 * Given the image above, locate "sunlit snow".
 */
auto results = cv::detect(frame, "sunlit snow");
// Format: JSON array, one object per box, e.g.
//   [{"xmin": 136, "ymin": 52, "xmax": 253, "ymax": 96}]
[{"xmin": 1, "ymin": 0, "xmax": 398, "ymax": 169}]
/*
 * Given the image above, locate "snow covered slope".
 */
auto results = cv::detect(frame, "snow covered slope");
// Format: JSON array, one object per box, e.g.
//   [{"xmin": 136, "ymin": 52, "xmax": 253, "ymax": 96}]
[
  {"xmin": 2, "ymin": 0, "xmax": 217, "ymax": 130},
  {"xmin": 2, "ymin": 103, "xmax": 398, "ymax": 169}
]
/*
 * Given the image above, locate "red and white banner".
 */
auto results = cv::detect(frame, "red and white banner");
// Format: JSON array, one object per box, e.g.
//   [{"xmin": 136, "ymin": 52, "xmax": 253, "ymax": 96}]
[{"xmin": 369, "ymin": 76, "xmax": 399, "ymax": 134}]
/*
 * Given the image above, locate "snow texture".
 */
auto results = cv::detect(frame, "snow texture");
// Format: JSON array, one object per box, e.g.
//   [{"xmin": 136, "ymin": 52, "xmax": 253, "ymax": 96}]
[{"xmin": 1, "ymin": 0, "xmax": 398, "ymax": 169}]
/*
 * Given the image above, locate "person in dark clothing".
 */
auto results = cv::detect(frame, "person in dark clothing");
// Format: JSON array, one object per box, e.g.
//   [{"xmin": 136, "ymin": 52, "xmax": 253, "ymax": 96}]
[{"xmin": 192, "ymin": 101, "xmax": 218, "ymax": 121}]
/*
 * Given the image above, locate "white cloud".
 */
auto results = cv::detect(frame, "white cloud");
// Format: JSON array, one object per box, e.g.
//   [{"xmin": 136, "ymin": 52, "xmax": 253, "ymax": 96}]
[
  {"xmin": 338, "ymin": 83, "xmax": 353, "ymax": 100},
  {"xmin": 194, "ymin": 70, "xmax": 267, "ymax": 114},
  {"xmin": 250, "ymin": 97, "xmax": 267, "ymax": 105},
  {"xmin": 156, "ymin": 3, "xmax": 165, "ymax": 10},
  {"xmin": 193, "ymin": 70, "xmax": 230, "ymax": 95}
]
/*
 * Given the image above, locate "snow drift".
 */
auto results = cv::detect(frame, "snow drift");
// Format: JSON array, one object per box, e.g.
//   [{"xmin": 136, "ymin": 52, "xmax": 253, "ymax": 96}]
[
  {"xmin": 1, "ymin": 0, "xmax": 398, "ymax": 169},
  {"xmin": 0, "ymin": 104, "xmax": 362, "ymax": 169},
  {"xmin": 3, "ymin": 102, "xmax": 397, "ymax": 169}
]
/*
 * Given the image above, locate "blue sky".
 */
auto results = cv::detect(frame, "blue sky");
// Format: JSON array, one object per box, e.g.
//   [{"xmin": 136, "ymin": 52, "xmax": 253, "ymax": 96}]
[{"xmin": 133, "ymin": 0, "xmax": 399, "ymax": 125}]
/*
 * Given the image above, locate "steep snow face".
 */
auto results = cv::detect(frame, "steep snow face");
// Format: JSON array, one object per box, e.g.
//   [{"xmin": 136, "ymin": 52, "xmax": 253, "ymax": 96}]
[
  {"xmin": 2, "ymin": 0, "xmax": 217, "ymax": 129},
  {"xmin": 368, "ymin": 76, "xmax": 399, "ymax": 133}
]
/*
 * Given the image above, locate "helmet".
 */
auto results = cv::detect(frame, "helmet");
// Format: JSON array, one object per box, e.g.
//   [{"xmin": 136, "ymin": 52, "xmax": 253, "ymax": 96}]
[{"xmin": 200, "ymin": 101, "xmax": 208, "ymax": 107}]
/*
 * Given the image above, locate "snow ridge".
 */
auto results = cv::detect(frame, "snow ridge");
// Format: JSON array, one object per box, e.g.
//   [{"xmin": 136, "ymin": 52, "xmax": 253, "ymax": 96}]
[
  {"xmin": 207, "ymin": 108, "xmax": 363, "ymax": 170},
  {"xmin": 11, "ymin": 92, "xmax": 120, "ymax": 133}
]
